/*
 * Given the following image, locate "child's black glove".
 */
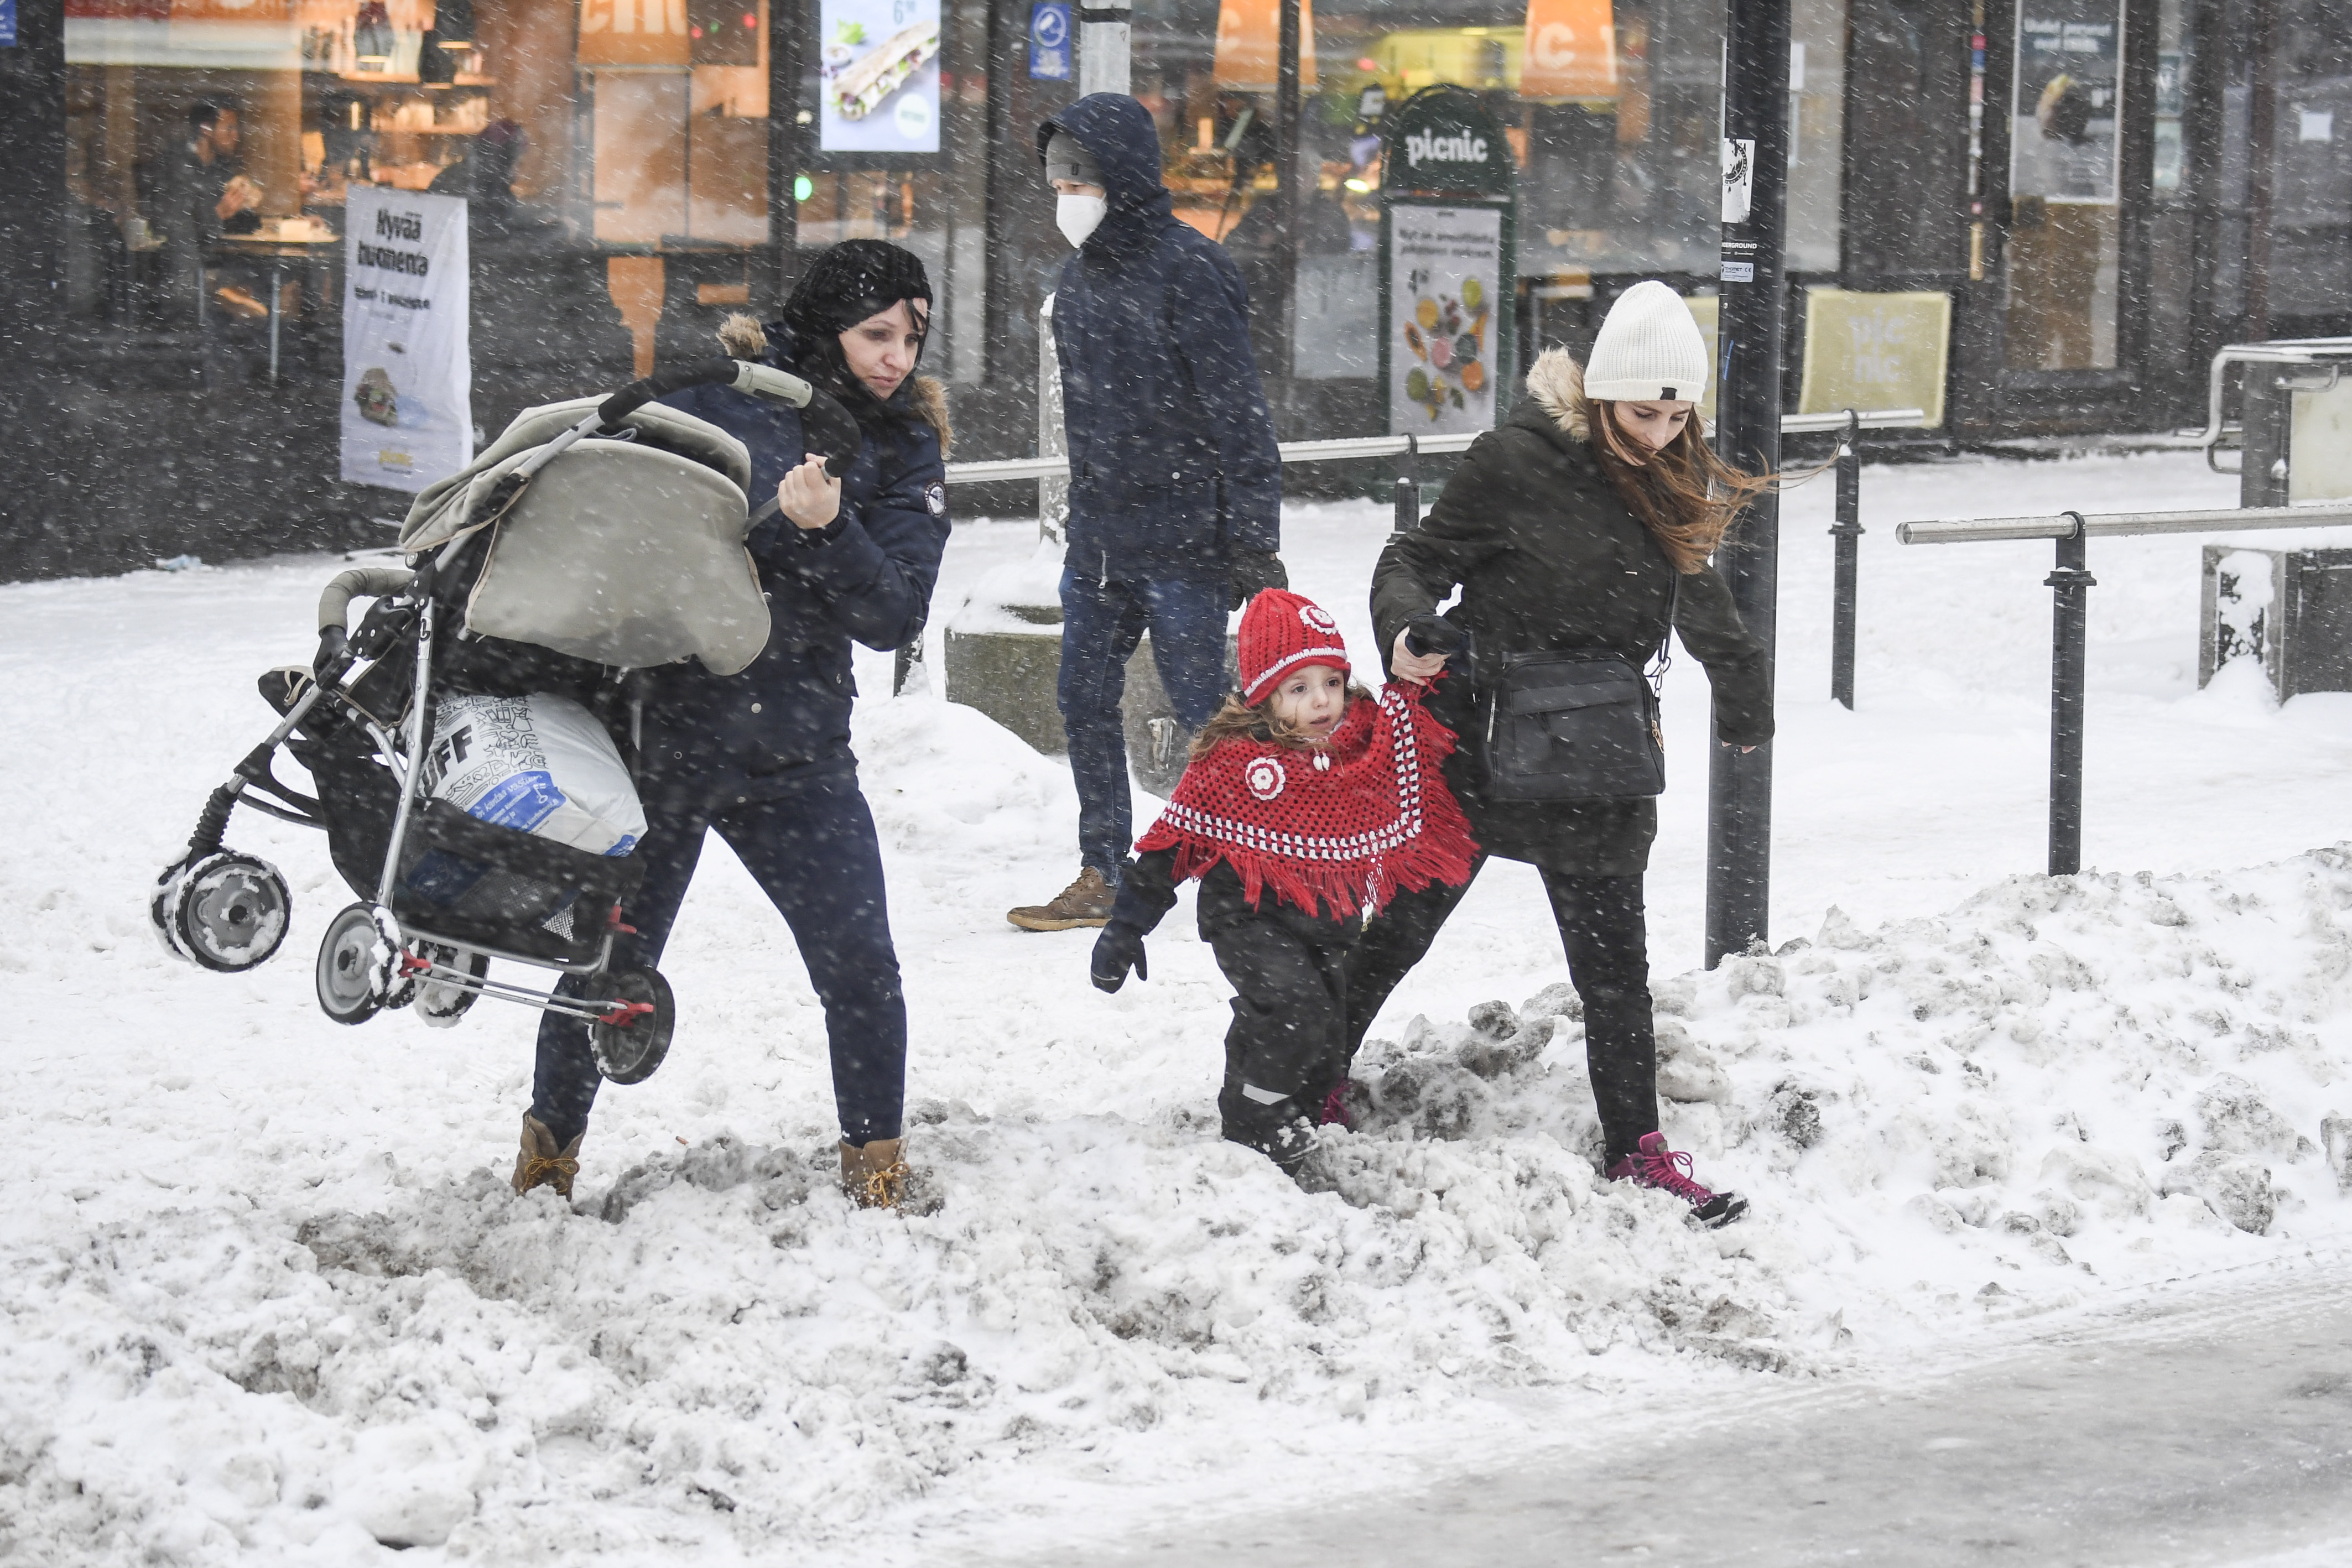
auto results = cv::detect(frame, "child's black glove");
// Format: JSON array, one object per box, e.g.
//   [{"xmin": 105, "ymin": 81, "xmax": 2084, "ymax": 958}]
[
  {"xmin": 1403, "ymin": 613, "xmax": 1468, "ymax": 659},
  {"xmin": 1090, "ymin": 921, "xmax": 1148, "ymax": 993}
]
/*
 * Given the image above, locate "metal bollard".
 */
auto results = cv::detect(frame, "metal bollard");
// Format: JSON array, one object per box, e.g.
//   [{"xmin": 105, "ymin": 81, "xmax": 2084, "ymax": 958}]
[
  {"xmin": 1828, "ymin": 408, "xmax": 1862, "ymax": 710},
  {"xmin": 2044, "ymin": 512, "xmax": 2096, "ymax": 877},
  {"xmin": 1391, "ymin": 433, "xmax": 1421, "ymax": 534}
]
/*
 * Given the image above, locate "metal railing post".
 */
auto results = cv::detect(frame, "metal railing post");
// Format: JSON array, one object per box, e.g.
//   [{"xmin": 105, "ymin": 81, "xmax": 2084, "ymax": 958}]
[
  {"xmin": 1828, "ymin": 408, "xmax": 1862, "ymax": 710},
  {"xmin": 2045, "ymin": 512, "xmax": 2095, "ymax": 877},
  {"xmin": 1391, "ymin": 433, "xmax": 1420, "ymax": 534}
]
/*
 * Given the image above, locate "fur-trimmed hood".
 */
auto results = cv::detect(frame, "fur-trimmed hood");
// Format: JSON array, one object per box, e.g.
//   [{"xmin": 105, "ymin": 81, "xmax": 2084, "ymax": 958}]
[
  {"xmin": 1521, "ymin": 346, "xmax": 1590, "ymax": 444},
  {"xmin": 717, "ymin": 311, "xmax": 951, "ymax": 455}
]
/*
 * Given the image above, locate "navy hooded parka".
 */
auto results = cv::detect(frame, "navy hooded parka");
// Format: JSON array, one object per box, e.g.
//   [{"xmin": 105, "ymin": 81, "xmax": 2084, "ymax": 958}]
[
  {"xmin": 645, "ymin": 342, "xmax": 950, "ymax": 800},
  {"xmin": 1038, "ymin": 94, "xmax": 1282, "ymax": 582}
]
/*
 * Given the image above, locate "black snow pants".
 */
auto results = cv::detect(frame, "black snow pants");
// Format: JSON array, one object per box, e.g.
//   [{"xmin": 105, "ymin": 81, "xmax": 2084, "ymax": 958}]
[
  {"xmin": 1113, "ymin": 853, "xmax": 1357, "ymax": 1169},
  {"xmin": 530, "ymin": 760, "xmax": 907, "ymax": 1150},
  {"xmin": 1209, "ymin": 907, "xmax": 1355, "ymax": 1169},
  {"xmin": 1344, "ymin": 858, "xmax": 1659, "ymax": 1164}
]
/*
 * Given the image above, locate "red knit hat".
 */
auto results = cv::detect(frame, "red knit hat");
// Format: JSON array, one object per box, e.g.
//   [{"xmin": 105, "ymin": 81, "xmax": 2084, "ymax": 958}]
[{"xmin": 1239, "ymin": 589, "xmax": 1350, "ymax": 704}]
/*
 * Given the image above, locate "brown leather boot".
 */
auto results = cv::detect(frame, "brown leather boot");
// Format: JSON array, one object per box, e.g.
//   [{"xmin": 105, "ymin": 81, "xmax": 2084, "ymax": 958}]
[
  {"xmin": 511, "ymin": 1114, "xmax": 584, "ymax": 1199},
  {"xmin": 1006, "ymin": 867, "xmax": 1116, "ymax": 931},
  {"xmin": 840, "ymin": 1136, "xmax": 908, "ymax": 1210}
]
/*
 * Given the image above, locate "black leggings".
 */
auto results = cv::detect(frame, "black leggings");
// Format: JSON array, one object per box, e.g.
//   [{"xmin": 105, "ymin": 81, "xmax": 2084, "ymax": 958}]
[{"xmin": 1345, "ymin": 858, "xmax": 1658, "ymax": 1163}]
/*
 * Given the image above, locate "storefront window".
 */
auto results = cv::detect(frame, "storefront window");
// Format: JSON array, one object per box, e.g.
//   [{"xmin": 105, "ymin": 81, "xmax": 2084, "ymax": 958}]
[
  {"xmin": 2003, "ymin": 0, "xmax": 2122, "ymax": 370},
  {"xmin": 1131, "ymin": 0, "xmax": 1843, "ymax": 381},
  {"xmin": 59, "ymin": 0, "xmax": 648, "ymax": 426},
  {"xmin": 791, "ymin": 0, "xmax": 987, "ymax": 387},
  {"xmin": 2154, "ymin": 0, "xmax": 2186, "ymax": 195}
]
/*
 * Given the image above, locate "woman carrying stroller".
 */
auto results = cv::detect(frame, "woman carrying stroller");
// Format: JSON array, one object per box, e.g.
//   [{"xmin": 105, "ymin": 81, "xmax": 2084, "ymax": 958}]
[
  {"xmin": 513, "ymin": 241, "xmax": 951, "ymax": 1209},
  {"xmin": 1352, "ymin": 281, "xmax": 1773, "ymax": 1226}
]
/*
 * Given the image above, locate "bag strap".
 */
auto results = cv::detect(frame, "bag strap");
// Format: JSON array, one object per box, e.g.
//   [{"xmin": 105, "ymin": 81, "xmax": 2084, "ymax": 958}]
[{"xmin": 1646, "ymin": 570, "xmax": 1681, "ymax": 693}]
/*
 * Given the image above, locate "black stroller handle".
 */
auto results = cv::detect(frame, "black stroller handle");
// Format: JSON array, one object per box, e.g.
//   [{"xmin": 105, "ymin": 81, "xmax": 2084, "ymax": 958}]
[{"xmin": 798, "ymin": 388, "xmax": 863, "ymax": 481}]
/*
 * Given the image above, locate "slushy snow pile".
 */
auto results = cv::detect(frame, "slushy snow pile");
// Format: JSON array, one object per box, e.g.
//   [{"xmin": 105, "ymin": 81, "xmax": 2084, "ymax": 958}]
[
  {"xmin": 7, "ymin": 448, "xmax": 2352, "ymax": 1564},
  {"xmin": 12, "ymin": 851, "xmax": 2352, "ymax": 1564}
]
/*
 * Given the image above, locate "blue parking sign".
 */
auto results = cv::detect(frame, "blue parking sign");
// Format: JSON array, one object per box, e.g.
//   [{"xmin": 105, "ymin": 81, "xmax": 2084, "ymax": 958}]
[
  {"xmin": 0, "ymin": 0, "xmax": 17, "ymax": 47},
  {"xmin": 1028, "ymin": 1, "xmax": 1070, "ymax": 80}
]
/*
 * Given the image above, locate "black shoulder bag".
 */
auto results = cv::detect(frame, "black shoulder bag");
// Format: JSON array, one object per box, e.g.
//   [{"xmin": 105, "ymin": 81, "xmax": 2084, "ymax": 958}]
[{"xmin": 1478, "ymin": 573, "xmax": 1679, "ymax": 802}]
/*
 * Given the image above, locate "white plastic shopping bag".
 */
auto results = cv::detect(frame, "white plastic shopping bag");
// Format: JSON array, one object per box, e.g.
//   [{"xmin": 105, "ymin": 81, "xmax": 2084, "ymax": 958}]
[{"xmin": 424, "ymin": 692, "xmax": 646, "ymax": 856}]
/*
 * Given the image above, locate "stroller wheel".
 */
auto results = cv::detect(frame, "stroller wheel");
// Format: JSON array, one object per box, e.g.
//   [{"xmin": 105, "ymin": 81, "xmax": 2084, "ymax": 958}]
[
  {"xmin": 315, "ymin": 902, "xmax": 391, "ymax": 1025},
  {"xmin": 150, "ymin": 861, "xmax": 194, "ymax": 965},
  {"xmin": 413, "ymin": 942, "xmax": 488, "ymax": 1029},
  {"xmin": 590, "ymin": 966, "xmax": 675, "ymax": 1086},
  {"xmin": 166, "ymin": 852, "xmax": 292, "ymax": 973}
]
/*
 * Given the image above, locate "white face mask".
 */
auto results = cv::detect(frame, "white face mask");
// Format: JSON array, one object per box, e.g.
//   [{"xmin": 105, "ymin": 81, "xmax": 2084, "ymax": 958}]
[{"xmin": 1056, "ymin": 192, "xmax": 1107, "ymax": 249}]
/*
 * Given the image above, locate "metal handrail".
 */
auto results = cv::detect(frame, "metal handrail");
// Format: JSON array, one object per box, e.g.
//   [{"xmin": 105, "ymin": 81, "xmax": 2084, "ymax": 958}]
[
  {"xmin": 1895, "ymin": 497, "xmax": 2352, "ymax": 879},
  {"xmin": 1781, "ymin": 407, "xmax": 1927, "ymax": 434},
  {"xmin": 943, "ymin": 407, "xmax": 1929, "ymax": 486},
  {"xmin": 2141, "ymin": 338, "xmax": 2352, "ymax": 464},
  {"xmin": 1898, "ymin": 502, "xmax": 2352, "ymax": 545}
]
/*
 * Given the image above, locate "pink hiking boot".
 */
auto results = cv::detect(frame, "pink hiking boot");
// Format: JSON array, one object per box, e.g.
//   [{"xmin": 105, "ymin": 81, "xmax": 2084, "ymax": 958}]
[{"xmin": 1606, "ymin": 1132, "xmax": 1748, "ymax": 1227}]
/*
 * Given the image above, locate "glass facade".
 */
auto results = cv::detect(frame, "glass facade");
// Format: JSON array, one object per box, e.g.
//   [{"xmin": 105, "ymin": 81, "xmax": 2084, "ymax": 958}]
[
  {"xmin": 1126, "ymin": 0, "xmax": 1845, "ymax": 378},
  {"xmin": 45, "ymin": 0, "xmax": 1851, "ymax": 459},
  {"xmin": 11, "ymin": 0, "xmax": 2352, "ymax": 565}
]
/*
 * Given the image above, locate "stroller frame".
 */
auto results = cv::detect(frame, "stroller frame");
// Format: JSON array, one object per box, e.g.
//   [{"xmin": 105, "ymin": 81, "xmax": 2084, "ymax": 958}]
[{"xmin": 154, "ymin": 357, "xmax": 860, "ymax": 1077}]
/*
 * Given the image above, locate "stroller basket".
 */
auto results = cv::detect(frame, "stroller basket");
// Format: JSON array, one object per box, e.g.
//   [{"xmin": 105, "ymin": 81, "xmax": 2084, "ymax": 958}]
[{"xmin": 393, "ymin": 800, "xmax": 645, "ymax": 966}]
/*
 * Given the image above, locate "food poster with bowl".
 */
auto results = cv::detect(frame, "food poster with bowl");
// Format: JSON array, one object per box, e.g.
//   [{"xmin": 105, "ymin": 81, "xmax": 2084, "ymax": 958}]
[
  {"xmin": 818, "ymin": 0, "xmax": 942, "ymax": 154},
  {"xmin": 1386, "ymin": 203, "xmax": 1505, "ymax": 435},
  {"xmin": 340, "ymin": 185, "xmax": 472, "ymax": 494}
]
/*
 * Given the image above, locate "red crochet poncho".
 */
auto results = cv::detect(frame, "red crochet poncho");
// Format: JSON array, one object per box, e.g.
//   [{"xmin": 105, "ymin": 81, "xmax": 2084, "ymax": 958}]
[{"xmin": 1135, "ymin": 683, "xmax": 1480, "ymax": 918}]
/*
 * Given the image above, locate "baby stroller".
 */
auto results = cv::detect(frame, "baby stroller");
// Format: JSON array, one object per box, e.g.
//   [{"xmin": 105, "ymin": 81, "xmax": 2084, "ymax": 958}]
[{"xmin": 151, "ymin": 357, "xmax": 858, "ymax": 1084}]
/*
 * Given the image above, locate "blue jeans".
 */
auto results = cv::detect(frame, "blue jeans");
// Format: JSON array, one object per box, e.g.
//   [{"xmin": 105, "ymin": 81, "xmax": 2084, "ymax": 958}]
[
  {"xmin": 1057, "ymin": 565, "xmax": 1229, "ymax": 878},
  {"xmin": 530, "ymin": 761, "xmax": 906, "ymax": 1149}
]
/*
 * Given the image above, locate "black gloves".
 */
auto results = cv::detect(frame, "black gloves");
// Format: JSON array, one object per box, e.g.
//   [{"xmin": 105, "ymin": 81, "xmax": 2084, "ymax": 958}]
[
  {"xmin": 1228, "ymin": 551, "xmax": 1290, "ymax": 612},
  {"xmin": 1090, "ymin": 921, "xmax": 1149, "ymax": 993},
  {"xmin": 1403, "ymin": 613, "xmax": 1468, "ymax": 660}
]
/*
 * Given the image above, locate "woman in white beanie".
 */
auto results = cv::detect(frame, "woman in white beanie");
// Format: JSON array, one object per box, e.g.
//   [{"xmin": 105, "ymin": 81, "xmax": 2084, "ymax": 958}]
[{"xmin": 1350, "ymin": 280, "xmax": 1773, "ymax": 1226}]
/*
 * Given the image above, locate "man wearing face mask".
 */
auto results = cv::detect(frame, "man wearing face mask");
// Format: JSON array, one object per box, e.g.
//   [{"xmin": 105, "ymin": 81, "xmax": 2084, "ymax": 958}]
[{"xmin": 1006, "ymin": 93, "xmax": 1286, "ymax": 933}]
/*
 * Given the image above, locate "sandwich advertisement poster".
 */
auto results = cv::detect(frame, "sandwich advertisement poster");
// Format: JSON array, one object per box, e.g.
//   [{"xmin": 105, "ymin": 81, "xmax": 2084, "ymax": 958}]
[
  {"xmin": 340, "ymin": 185, "xmax": 472, "ymax": 493},
  {"xmin": 818, "ymin": 0, "xmax": 941, "ymax": 154}
]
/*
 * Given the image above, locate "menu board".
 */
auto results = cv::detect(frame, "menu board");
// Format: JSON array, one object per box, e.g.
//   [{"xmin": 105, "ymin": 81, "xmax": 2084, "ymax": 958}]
[
  {"xmin": 818, "ymin": 0, "xmax": 940, "ymax": 154},
  {"xmin": 2011, "ymin": 0, "xmax": 2123, "ymax": 203},
  {"xmin": 341, "ymin": 185, "xmax": 472, "ymax": 493}
]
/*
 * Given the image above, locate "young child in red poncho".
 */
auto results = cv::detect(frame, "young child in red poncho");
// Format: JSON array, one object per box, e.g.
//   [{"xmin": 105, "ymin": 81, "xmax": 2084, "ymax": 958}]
[{"xmin": 1089, "ymin": 589, "xmax": 1479, "ymax": 1173}]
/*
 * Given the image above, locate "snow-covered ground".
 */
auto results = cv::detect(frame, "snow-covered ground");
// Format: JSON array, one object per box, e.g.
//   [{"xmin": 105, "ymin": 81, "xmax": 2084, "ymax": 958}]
[{"xmin": 7, "ymin": 449, "xmax": 2352, "ymax": 1564}]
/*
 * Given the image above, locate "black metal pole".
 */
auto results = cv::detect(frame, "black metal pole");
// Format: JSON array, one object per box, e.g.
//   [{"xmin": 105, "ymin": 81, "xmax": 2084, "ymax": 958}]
[
  {"xmin": 1391, "ymin": 434, "xmax": 1422, "ymax": 534},
  {"xmin": 2244, "ymin": 0, "xmax": 2277, "ymax": 341},
  {"xmin": 1272, "ymin": 0, "xmax": 1303, "ymax": 394},
  {"xmin": 766, "ymin": 0, "xmax": 801, "ymax": 309},
  {"xmin": 2046, "ymin": 513, "xmax": 2095, "ymax": 876},
  {"xmin": 1704, "ymin": 0, "xmax": 1793, "ymax": 968},
  {"xmin": 1828, "ymin": 409, "xmax": 1862, "ymax": 710}
]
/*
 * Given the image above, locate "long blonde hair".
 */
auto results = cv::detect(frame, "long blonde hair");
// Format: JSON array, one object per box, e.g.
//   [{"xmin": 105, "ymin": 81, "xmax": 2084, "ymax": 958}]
[
  {"xmin": 1586, "ymin": 397, "xmax": 1779, "ymax": 573},
  {"xmin": 1190, "ymin": 679, "xmax": 1376, "ymax": 760}
]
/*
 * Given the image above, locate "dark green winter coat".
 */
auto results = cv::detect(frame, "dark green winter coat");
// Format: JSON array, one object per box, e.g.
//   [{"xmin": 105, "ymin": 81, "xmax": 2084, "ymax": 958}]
[{"xmin": 1370, "ymin": 350, "xmax": 1773, "ymax": 877}]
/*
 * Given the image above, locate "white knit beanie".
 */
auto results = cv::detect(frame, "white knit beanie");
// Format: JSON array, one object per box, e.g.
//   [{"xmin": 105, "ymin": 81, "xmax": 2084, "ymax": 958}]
[{"xmin": 1584, "ymin": 280, "xmax": 1709, "ymax": 403}]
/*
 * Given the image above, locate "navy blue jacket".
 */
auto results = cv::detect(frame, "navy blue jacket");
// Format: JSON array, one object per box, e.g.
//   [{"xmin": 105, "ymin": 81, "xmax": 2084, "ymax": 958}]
[
  {"xmin": 1040, "ymin": 94, "xmax": 1282, "ymax": 582},
  {"xmin": 642, "ymin": 355, "xmax": 950, "ymax": 802}
]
